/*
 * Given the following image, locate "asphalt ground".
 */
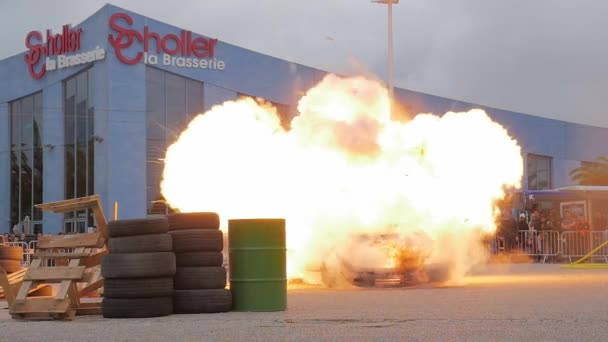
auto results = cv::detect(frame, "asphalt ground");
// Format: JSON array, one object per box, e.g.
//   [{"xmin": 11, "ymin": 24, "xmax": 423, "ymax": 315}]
[{"xmin": 1, "ymin": 264, "xmax": 607, "ymax": 341}]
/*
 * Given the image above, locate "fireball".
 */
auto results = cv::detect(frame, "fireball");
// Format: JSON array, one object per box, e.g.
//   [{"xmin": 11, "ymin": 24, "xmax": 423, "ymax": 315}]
[{"xmin": 161, "ymin": 74, "xmax": 523, "ymax": 285}]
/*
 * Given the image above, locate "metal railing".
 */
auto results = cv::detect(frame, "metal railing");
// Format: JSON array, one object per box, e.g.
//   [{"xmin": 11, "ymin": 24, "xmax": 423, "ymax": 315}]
[
  {"xmin": 517, "ymin": 230, "xmax": 561, "ymax": 262},
  {"xmin": 511, "ymin": 229, "xmax": 608, "ymax": 263},
  {"xmin": 486, "ymin": 235, "xmax": 506, "ymax": 255},
  {"xmin": 561, "ymin": 231, "xmax": 591, "ymax": 262},
  {"xmin": 590, "ymin": 231, "xmax": 608, "ymax": 262},
  {"xmin": 7, "ymin": 241, "xmax": 30, "ymax": 267}
]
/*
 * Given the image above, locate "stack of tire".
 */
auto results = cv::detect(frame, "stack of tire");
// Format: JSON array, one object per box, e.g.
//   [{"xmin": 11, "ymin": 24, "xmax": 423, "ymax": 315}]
[
  {"xmin": 101, "ymin": 218, "xmax": 176, "ymax": 318},
  {"xmin": 0, "ymin": 246, "xmax": 22, "ymax": 273},
  {"xmin": 169, "ymin": 213, "xmax": 231, "ymax": 314}
]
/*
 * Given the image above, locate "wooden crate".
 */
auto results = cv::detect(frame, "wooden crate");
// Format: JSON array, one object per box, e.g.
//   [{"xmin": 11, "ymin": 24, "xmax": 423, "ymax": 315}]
[{"xmin": 8, "ymin": 195, "xmax": 108, "ymax": 320}]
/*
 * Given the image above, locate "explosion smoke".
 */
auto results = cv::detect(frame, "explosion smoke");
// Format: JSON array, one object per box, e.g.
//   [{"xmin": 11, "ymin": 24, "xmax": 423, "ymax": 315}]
[{"xmin": 161, "ymin": 74, "xmax": 523, "ymax": 286}]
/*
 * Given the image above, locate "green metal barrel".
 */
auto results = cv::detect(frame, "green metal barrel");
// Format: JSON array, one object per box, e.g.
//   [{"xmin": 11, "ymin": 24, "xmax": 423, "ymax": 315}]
[{"xmin": 228, "ymin": 219, "xmax": 287, "ymax": 311}]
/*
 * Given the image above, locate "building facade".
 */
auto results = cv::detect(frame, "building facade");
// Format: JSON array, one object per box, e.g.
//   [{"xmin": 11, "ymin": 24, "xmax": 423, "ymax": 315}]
[{"xmin": 1, "ymin": 4, "xmax": 607, "ymax": 234}]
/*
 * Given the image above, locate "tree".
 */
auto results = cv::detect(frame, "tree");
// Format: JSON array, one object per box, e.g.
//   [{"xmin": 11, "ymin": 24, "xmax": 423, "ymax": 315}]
[{"xmin": 570, "ymin": 157, "xmax": 608, "ymax": 185}]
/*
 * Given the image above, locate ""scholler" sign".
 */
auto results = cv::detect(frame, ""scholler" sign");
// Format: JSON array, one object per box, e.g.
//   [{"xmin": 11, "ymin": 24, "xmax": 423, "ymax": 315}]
[
  {"xmin": 24, "ymin": 12, "xmax": 224, "ymax": 80},
  {"xmin": 108, "ymin": 13, "xmax": 225, "ymax": 70},
  {"xmin": 25, "ymin": 25, "xmax": 105, "ymax": 80}
]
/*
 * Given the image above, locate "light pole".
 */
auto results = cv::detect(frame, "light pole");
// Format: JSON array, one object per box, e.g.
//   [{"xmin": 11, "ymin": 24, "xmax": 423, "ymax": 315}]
[{"xmin": 372, "ymin": 0, "xmax": 398, "ymax": 112}]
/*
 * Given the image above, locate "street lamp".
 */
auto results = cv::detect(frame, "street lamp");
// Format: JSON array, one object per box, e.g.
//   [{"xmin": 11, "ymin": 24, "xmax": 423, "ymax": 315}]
[{"xmin": 372, "ymin": 0, "xmax": 398, "ymax": 113}]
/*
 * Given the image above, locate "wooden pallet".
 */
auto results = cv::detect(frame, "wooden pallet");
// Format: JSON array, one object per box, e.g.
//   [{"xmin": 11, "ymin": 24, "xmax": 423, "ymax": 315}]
[
  {"xmin": 8, "ymin": 195, "xmax": 108, "ymax": 320},
  {"xmin": 0, "ymin": 268, "xmax": 53, "ymax": 304}
]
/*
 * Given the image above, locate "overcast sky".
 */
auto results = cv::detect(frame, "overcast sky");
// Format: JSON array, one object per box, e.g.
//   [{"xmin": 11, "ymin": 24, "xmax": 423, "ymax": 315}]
[{"xmin": 1, "ymin": 0, "xmax": 607, "ymax": 127}]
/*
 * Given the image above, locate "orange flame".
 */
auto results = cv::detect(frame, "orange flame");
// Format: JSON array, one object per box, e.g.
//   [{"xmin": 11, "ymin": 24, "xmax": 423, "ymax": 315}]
[{"xmin": 161, "ymin": 74, "xmax": 523, "ymax": 285}]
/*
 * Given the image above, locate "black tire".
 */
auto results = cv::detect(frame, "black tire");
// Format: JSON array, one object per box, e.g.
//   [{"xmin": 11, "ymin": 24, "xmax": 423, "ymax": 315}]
[
  {"xmin": 174, "ymin": 267, "xmax": 226, "ymax": 290},
  {"xmin": 101, "ymin": 252, "xmax": 176, "ymax": 279},
  {"xmin": 108, "ymin": 234, "xmax": 172, "ymax": 254},
  {"xmin": 168, "ymin": 212, "xmax": 220, "ymax": 231},
  {"xmin": 0, "ymin": 246, "xmax": 23, "ymax": 261},
  {"xmin": 174, "ymin": 289, "xmax": 232, "ymax": 314},
  {"xmin": 102, "ymin": 297, "xmax": 173, "ymax": 318},
  {"xmin": 176, "ymin": 252, "xmax": 223, "ymax": 267},
  {"xmin": 104, "ymin": 277, "xmax": 174, "ymax": 298},
  {"xmin": 0, "ymin": 260, "xmax": 22, "ymax": 273},
  {"xmin": 108, "ymin": 217, "xmax": 169, "ymax": 238},
  {"xmin": 170, "ymin": 229, "xmax": 223, "ymax": 253}
]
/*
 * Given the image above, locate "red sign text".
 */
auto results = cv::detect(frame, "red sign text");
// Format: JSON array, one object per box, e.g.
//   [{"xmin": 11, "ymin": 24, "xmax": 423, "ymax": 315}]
[
  {"xmin": 25, "ymin": 25, "xmax": 83, "ymax": 79},
  {"xmin": 108, "ymin": 13, "xmax": 218, "ymax": 65}
]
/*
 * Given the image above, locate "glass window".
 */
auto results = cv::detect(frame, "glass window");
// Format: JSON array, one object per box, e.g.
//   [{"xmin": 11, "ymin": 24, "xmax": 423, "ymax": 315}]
[
  {"xmin": 20, "ymin": 96, "xmax": 34, "ymax": 224},
  {"xmin": 9, "ymin": 92, "xmax": 43, "ymax": 233},
  {"xmin": 145, "ymin": 67, "xmax": 203, "ymax": 214},
  {"xmin": 87, "ymin": 69, "xmax": 95, "ymax": 205},
  {"xmin": 146, "ymin": 68, "xmax": 166, "ymax": 141},
  {"xmin": 186, "ymin": 79, "xmax": 203, "ymax": 120},
  {"xmin": 64, "ymin": 67, "xmax": 95, "ymax": 232},
  {"xmin": 75, "ymin": 71, "xmax": 88, "ymax": 198},
  {"xmin": 166, "ymin": 73, "xmax": 187, "ymax": 144},
  {"xmin": 65, "ymin": 77, "xmax": 76, "ymax": 201},
  {"xmin": 33, "ymin": 92, "xmax": 43, "ymax": 221},
  {"xmin": 10, "ymin": 101, "xmax": 20, "ymax": 231},
  {"xmin": 527, "ymin": 154, "xmax": 552, "ymax": 190}
]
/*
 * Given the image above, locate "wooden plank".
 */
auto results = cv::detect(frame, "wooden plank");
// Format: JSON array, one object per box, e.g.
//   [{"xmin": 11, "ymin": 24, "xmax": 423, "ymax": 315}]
[
  {"xmin": 0, "ymin": 268, "xmax": 15, "ymax": 307},
  {"xmin": 81, "ymin": 266, "xmax": 101, "ymax": 284},
  {"xmin": 1, "ymin": 283, "xmax": 52, "ymax": 299},
  {"xmin": 76, "ymin": 306, "xmax": 101, "ymax": 316},
  {"xmin": 15, "ymin": 281, "xmax": 33, "ymax": 301},
  {"xmin": 75, "ymin": 301, "xmax": 102, "ymax": 316},
  {"xmin": 78, "ymin": 301, "xmax": 102, "ymax": 309},
  {"xmin": 41, "ymin": 203, "xmax": 96, "ymax": 214},
  {"xmin": 46, "ymin": 200, "xmax": 102, "ymax": 218},
  {"xmin": 10, "ymin": 298, "xmax": 71, "ymax": 314},
  {"xmin": 81, "ymin": 250, "xmax": 108, "ymax": 268},
  {"xmin": 24, "ymin": 266, "xmax": 86, "ymax": 281},
  {"xmin": 33, "ymin": 251, "xmax": 101, "ymax": 259},
  {"xmin": 7, "ymin": 269, "xmax": 27, "ymax": 282},
  {"xmin": 55, "ymin": 258, "xmax": 82, "ymax": 300},
  {"xmin": 0, "ymin": 282, "xmax": 53, "ymax": 299},
  {"xmin": 29, "ymin": 284, "xmax": 53, "ymax": 297},
  {"xmin": 36, "ymin": 194, "xmax": 99, "ymax": 207},
  {"xmin": 37, "ymin": 233, "xmax": 102, "ymax": 249},
  {"xmin": 36, "ymin": 195, "xmax": 100, "ymax": 211},
  {"xmin": 92, "ymin": 205, "xmax": 109, "ymax": 240},
  {"xmin": 15, "ymin": 259, "xmax": 41, "ymax": 300},
  {"xmin": 36, "ymin": 194, "xmax": 108, "ymax": 242},
  {"xmin": 68, "ymin": 283, "xmax": 80, "ymax": 308},
  {"xmin": 79, "ymin": 279, "xmax": 104, "ymax": 297}
]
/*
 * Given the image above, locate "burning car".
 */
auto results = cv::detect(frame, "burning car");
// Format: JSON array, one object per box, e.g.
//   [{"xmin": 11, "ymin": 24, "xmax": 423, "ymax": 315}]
[{"xmin": 315, "ymin": 232, "xmax": 451, "ymax": 288}]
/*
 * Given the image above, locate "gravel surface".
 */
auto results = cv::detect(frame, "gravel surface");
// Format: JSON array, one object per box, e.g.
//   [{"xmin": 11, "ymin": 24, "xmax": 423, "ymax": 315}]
[{"xmin": 1, "ymin": 264, "xmax": 607, "ymax": 341}]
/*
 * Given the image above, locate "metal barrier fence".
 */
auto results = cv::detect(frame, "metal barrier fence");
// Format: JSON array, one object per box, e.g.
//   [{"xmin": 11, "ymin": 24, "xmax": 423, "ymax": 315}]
[
  {"xmin": 561, "ymin": 231, "xmax": 590, "ymax": 262},
  {"xmin": 7, "ymin": 241, "xmax": 30, "ymax": 267},
  {"xmin": 486, "ymin": 235, "xmax": 506, "ymax": 255},
  {"xmin": 513, "ymin": 230, "xmax": 608, "ymax": 263},
  {"xmin": 590, "ymin": 231, "xmax": 608, "ymax": 263},
  {"xmin": 27, "ymin": 241, "xmax": 38, "ymax": 266},
  {"xmin": 517, "ymin": 230, "xmax": 561, "ymax": 262},
  {"xmin": 28, "ymin": 240, "xmax": 38, "ymax": 254}
]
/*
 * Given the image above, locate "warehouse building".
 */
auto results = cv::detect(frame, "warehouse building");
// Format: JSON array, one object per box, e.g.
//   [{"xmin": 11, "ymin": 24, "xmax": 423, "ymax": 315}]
[{"xmin": 1, "ymin": 4, "xmax": 607, "ymax": 234}]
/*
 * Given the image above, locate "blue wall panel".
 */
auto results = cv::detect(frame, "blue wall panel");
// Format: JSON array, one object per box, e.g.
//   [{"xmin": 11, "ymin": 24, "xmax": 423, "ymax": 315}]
[
  {"xmin": 203, "ymin": 84, "xmax": 237, "ymax": 112},
  {"xmin": 92, "ymin": 59, "xmax": 111, "ymax": 218},
  {"xmin": 42, "ymin": 84, "xmax": 65, "ymax": 234},
  {"xmin": 105, "ymin": 52, "xmax": 147, "ymax": 219}
]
